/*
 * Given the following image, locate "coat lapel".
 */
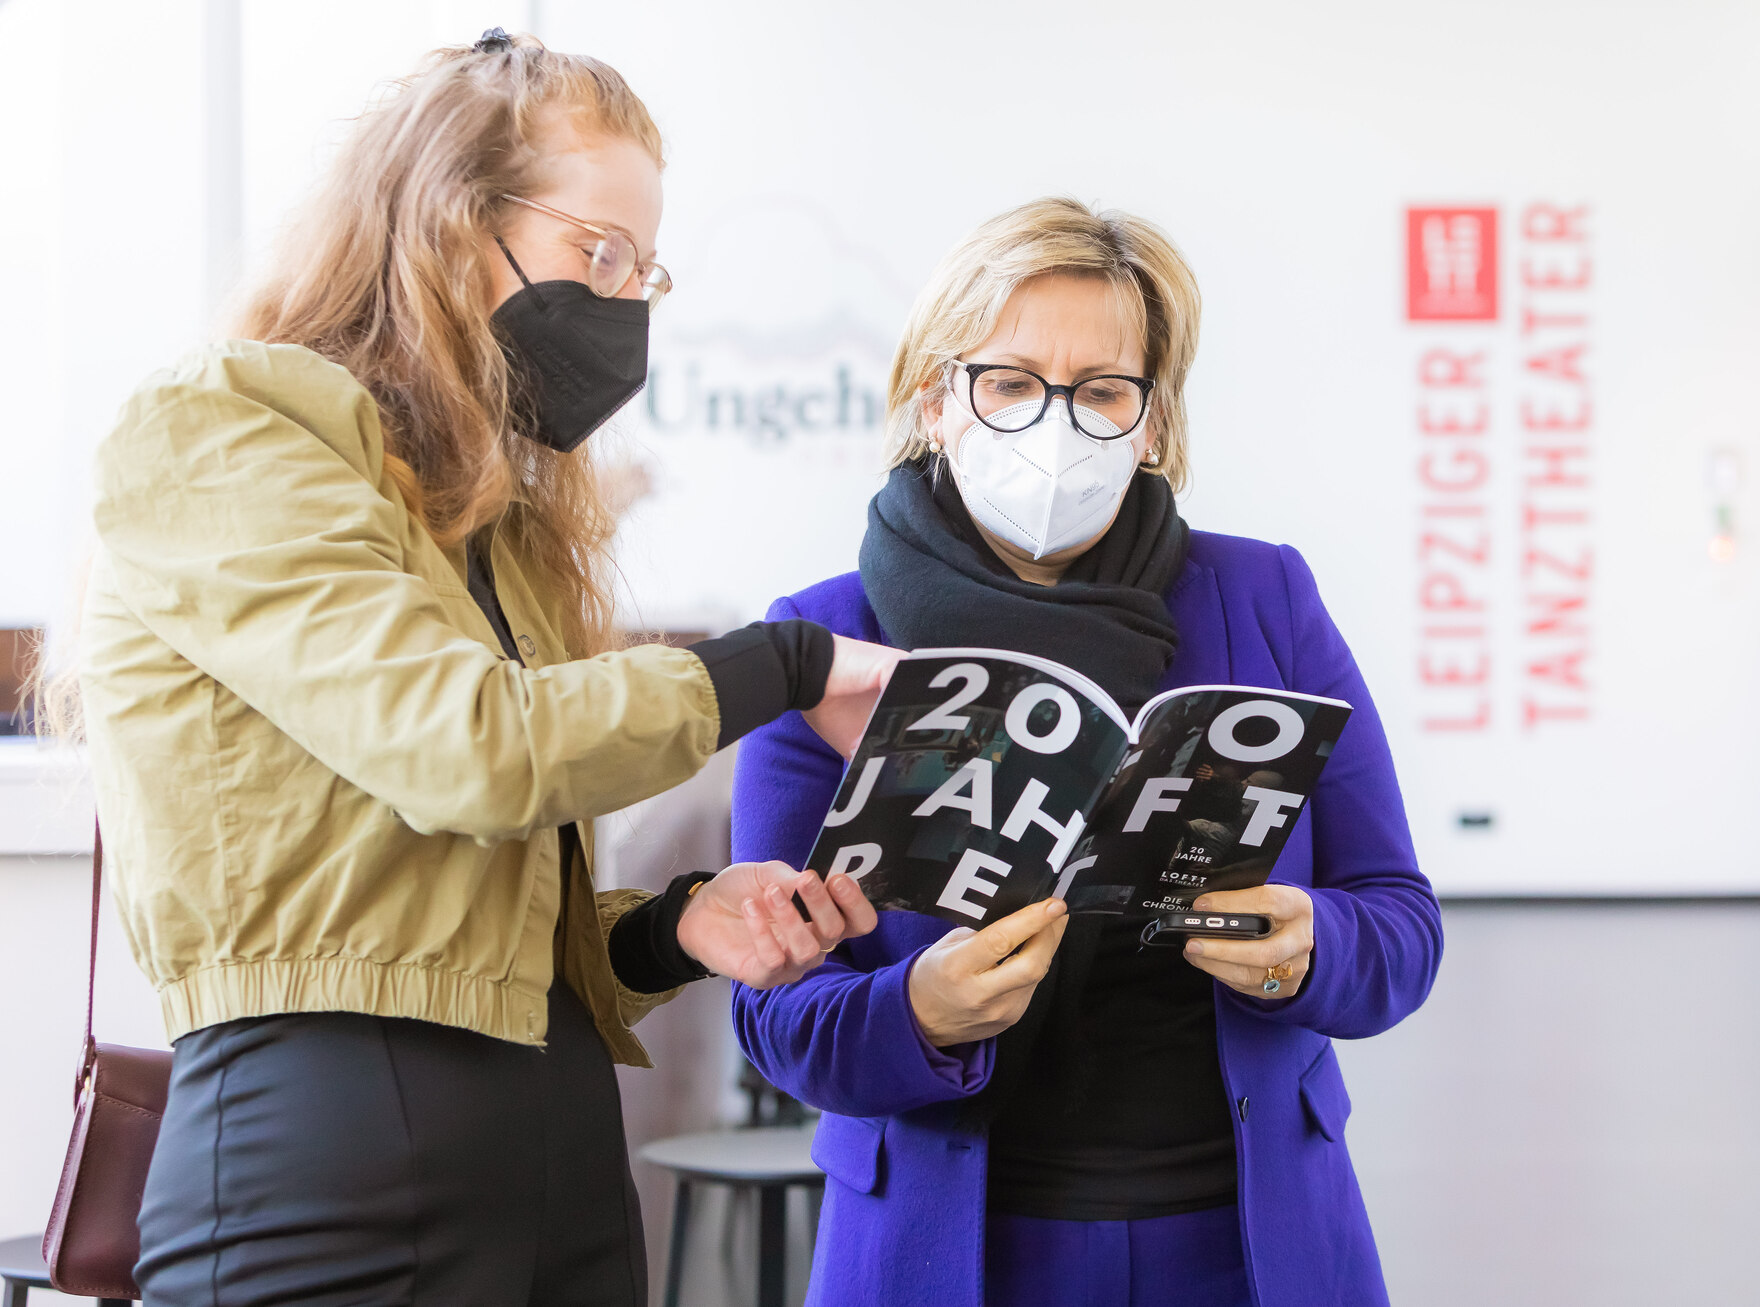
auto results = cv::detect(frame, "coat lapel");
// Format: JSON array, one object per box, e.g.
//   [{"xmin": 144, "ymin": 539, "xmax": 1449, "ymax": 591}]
[{"xmin": 1163, "ymin": 554, "xmax": 1233, "ymax": 689}]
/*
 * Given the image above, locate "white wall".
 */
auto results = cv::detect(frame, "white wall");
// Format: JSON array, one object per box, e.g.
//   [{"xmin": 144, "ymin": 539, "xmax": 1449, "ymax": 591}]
[
  {"xmin": 5, "ymin": 1, "xmax": 1757, "ymax": 896},
  {"xmin": 1338, "ymin": 900, "xmax": 1760, "ymax": 1306},
  {"xmin": 0, "ymin": 0, "xmax": 214, "ymax": 638},
  {"xmin": 0, "ymin": 0, "xmax": 70, "ymax": 631}
]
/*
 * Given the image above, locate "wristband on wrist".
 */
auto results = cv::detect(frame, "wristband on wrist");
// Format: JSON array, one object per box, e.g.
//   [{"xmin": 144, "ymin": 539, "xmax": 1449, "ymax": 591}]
[
  {"xmin": 687, "ymin": 619, "xmax": 835, "ymax": 749},
  {"xmin": 608, "ymin": 871, "xmax": 717, "ymax": 993}
]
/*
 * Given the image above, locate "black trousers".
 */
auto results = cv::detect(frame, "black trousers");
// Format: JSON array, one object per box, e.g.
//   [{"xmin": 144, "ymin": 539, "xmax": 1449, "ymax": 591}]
[{"xmin": 136, "ymin": 981, "xmax": 646, "ymax": 1306}]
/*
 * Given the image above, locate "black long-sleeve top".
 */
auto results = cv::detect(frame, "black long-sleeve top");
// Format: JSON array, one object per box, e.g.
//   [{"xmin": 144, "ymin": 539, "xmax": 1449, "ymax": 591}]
[{"xmin": 984, "ymin": 918, "xmax": 1238, "ymax": 1220}]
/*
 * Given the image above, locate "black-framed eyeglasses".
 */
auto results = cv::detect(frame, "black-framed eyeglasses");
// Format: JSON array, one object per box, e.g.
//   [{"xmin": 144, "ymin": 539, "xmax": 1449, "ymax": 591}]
[{"xmin": 948, "ymin": 362, "xmax": 1154, "ymax": 440}]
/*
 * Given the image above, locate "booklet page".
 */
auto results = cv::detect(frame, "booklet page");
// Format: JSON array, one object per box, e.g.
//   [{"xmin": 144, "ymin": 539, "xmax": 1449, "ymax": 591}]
[
  {"xmin": 1063, "ymin": 688, "xmax": 1352, "ymax": 916},
  {"xmin": 804, "ymin": 652, "xmax": 1130, "ymax": 927}
]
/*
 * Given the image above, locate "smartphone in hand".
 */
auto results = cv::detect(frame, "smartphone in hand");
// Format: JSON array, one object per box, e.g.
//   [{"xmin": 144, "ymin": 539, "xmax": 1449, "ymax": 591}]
[{"xmin": 1140, "ymin": 912, "xmax": 1274, "ymax": 946}]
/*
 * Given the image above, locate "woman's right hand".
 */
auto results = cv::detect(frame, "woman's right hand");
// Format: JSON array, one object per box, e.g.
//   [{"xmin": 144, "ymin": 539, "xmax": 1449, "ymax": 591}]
[
  {"xmin": 908, "ymin": 899, "xmax": 1068, "ymax": 1047},
  {"xmin": 801, "ymin": 634, "xmax": 905, "ymax": 759},
  {"xmin": 677, "ymin": 861, "xmax": 878, "ymax": 990}
]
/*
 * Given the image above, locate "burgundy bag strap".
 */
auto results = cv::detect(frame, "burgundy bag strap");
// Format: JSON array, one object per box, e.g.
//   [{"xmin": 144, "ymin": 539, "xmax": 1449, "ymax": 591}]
[{"xmin": 75, "ymin": 818, "xmax": 102, "ymax": 1107}]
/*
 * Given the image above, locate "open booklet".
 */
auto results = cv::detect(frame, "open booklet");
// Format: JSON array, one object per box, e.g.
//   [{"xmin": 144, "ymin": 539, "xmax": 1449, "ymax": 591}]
[{"xmin": 803, "ymin": 649, "xmax": 1352, "ymax": 929}]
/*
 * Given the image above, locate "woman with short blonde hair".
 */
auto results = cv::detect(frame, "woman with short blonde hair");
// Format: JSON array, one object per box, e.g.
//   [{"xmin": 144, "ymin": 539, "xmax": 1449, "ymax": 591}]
[
  {"xmin": 729, "ymin": 197, "xmax": 1441, "ymax": 1306},
  {"xmin": 883, "ymin": 195, "xmax": 1200, "ymax": 489}
]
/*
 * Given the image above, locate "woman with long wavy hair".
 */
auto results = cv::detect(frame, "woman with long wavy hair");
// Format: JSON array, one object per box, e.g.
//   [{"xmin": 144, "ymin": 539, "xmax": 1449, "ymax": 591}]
[{"xmin": 71, "ymin": 30, "xmax": 896, "ymax": 1305}]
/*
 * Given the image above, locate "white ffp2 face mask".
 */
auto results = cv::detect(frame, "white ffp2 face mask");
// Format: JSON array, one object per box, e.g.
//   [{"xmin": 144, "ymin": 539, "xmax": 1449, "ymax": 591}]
[{"xmin": 944, "ymin": 397, "xmax": 1140, "ymax": 560}]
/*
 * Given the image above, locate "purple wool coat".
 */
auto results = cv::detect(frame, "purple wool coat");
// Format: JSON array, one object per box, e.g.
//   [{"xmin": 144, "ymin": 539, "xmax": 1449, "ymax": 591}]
[{"xmin": 729, "ymin": 531, "xmax": 1443, "ymax": 1307}]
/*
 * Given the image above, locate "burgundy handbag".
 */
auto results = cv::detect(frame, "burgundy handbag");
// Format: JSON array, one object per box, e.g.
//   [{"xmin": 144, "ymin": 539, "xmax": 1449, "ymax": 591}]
[{"xmin": 41, "ymin": 822, "xmax": 173, "ymax": 1301}]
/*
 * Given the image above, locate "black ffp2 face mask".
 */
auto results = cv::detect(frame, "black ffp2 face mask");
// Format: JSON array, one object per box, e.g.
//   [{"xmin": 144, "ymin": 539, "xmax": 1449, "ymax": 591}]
[{"xmin": 490, "ymin": 238, "xmax": 650, "ymax": 453}]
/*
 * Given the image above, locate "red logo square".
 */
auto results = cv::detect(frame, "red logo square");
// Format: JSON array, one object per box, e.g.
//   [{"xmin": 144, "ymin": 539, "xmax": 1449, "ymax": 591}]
[{"xmin": 1406, "ymin": 207, "xmax": 1499, "ymax": 322}]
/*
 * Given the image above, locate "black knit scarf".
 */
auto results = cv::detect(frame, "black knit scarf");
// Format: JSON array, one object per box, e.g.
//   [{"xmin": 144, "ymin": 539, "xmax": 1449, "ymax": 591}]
[
  {"xmin": 859, "ymin": 458, "xmax": 1190, "ymax": 1122},
  {"xmin": 859, "ymin": 459, "xmax": 1188, "ymax": 715}
]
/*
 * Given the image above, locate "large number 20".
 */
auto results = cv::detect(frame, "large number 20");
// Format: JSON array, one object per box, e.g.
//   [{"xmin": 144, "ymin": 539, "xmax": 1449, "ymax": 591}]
[
  {"xmin": 906, "ymin": 663, "xmax": 990, "ymax": 733},
  {"xmin": 907, "ymin": 664, "xmax": 1081, "ymax": 757}
]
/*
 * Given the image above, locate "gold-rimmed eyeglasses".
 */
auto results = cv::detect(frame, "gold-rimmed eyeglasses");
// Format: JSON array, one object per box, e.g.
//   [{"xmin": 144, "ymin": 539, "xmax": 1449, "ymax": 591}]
[{"xmin": 499, "ymin": 194, "xmax": 672, "ymax": 313}]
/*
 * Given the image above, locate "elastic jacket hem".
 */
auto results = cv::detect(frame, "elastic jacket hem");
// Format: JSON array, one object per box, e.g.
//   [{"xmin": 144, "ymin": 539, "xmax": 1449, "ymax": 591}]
[{"xmin": 160, "ymin": 955, "xmax": 551, "ymax": 1048}]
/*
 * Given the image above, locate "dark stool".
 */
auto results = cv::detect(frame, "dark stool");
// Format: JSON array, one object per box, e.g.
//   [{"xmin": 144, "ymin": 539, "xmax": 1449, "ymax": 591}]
[
  {"xmin": 640, "ymin": 1124, "xmax": 824, "ymax": 1307},
  {"xmin": 0, "ymin": 1233, "xmax": 131, "ymax": 1306}
]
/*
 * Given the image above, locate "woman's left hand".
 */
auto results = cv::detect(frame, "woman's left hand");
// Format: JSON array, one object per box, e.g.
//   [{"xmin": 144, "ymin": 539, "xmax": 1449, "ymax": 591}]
[
  {"xmin": 675, "ymin": 861, "xmax": 879, "ymax": 990},
  {"xmin": 1181, "ymin": 884, "xmax": 1315, "ymax": 1000}
]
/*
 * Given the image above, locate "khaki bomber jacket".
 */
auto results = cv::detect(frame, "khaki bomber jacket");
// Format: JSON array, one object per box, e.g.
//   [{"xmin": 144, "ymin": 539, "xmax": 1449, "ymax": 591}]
[{"xmin": 79, "ymin": 341, "xmax": 721, "ymax": 1061}]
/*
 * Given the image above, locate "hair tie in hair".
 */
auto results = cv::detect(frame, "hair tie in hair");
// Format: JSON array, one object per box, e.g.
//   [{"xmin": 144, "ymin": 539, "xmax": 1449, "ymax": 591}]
[{"xmin": 473, "ymin": 27, "xmax": 514, "ymax": 53}]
